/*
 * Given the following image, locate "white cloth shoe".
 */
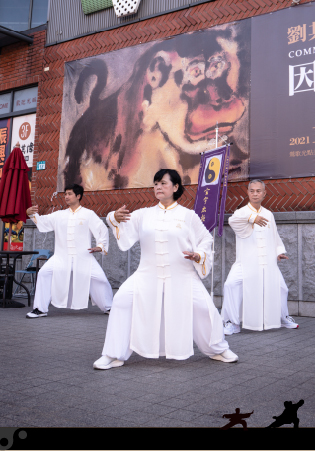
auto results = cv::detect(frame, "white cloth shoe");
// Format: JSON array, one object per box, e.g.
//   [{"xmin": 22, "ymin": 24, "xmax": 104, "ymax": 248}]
[
  {"xmin": 210, "ymin": 349, "xmax": 239, "ymax": 363},
  {"xmin": 281, "ymin": 315, "xmax": 299, "ymax": 329},
  {"xmin": 93, "ymin": 355, "xmax": 124, "ymax": 370},
  {"xmin": 26, "ymin": 308, "xmax": 48, "ymax": 318},
  {"xmin": 224, "ymin": 320, "xmax": 240, "ymax": 335}
]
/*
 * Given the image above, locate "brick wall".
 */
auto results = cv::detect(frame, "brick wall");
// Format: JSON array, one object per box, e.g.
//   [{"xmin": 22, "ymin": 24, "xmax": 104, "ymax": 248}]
[
  {"xmin": 0, "ymin": 30, "xmax": 45, "ymax": 92},
  {"xmin": 0, "ymin": 28, "xmax": 46, "ymax": 200},
  {"xmin": 3, "ymin": 0, "xmax": 315, "ymax": 216}
]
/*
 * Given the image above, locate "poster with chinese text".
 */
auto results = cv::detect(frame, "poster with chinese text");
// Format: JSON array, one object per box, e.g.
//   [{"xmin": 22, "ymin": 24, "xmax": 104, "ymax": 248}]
[
  {"xmin": 11, "ymin": 113, "xmax": 36, "ymax": 171},
  {"xmin": 250, "ymin": 1, "xmax": 315, "ymax": 179}
]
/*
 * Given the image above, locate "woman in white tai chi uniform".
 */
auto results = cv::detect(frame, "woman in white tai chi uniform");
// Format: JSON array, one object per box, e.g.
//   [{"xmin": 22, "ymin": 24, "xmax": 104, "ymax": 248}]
[{"xmin": 93, "ymin": 169, "xmax": 238, "ymax": 370}]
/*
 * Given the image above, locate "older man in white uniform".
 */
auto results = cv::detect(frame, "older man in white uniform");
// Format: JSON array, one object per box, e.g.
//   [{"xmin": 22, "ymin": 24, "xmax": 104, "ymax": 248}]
[
  {"xmin": 221, "ymin": 179, "xmax": 298, "ymax": 334},
  {"xmin": 25, "ymin": 184, "xmax": 113, "ymax": 318}
]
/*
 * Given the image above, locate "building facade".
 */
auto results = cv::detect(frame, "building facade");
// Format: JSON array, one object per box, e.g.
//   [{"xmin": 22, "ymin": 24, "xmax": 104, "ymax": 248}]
[{"xmin": 1, "ymin": 0, "xmax": 315, "ymax": 315}]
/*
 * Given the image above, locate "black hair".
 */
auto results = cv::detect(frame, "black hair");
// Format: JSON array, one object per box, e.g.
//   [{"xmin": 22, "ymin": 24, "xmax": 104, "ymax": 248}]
[
  {"xmin": 153, "ymin": 169, "xmax": 185, "ymax": 201},
  {"xmin": 64, "ymin": 183, "xmax": 84, "ymax": 201}
]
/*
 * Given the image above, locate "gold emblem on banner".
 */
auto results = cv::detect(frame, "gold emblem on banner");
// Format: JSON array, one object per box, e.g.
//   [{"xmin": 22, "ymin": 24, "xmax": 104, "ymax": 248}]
[{"xmin": 204, "ymin": 157, "xmax": 221, "ymax": 184}]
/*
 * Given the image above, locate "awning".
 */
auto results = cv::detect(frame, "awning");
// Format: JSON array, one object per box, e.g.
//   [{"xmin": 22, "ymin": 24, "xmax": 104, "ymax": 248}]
[{"xmin": 0, "ymin": 25, "xmax": 34, "ymax": 47}]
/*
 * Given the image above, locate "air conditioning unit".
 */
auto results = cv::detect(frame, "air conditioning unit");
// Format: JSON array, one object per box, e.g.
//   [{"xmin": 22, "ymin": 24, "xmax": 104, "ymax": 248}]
[{"xmin": 112, "ymin": 0, "xmax": 142, "ymax": 17}]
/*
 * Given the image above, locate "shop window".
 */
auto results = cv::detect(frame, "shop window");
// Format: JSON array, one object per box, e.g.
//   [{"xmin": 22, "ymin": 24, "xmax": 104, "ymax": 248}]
[
  {"xmin": 13, "ymin": 87, "xmax": 38, "ymax": 112},
  {"xmin": 31, "ymin": 0, "xmax": 49, "ymax": 28},
  {"xmin": 0, "ymin": 93, "xmax": 12, "ymax": 116}
]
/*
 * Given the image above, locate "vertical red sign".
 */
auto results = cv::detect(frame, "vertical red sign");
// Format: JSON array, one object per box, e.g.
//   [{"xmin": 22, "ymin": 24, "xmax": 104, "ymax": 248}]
[{"xmin": 0, "ymin": 118, "xmax": 11, "ymax": 182}]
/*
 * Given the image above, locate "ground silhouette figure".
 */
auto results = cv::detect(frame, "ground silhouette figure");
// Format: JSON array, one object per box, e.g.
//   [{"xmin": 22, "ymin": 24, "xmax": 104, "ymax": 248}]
[
  {"xmin": 221, "ymin": 408, "xmax": 254, "ymax": 430},
  {"xmin": 266, "ymin": 399, "xmax": 304, "ymax": 428}
]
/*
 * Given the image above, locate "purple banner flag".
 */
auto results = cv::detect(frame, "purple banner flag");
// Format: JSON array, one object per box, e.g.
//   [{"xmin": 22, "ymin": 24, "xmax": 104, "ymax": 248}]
[{"xmin": 194, "ymin": 145, "xmax": 230, "ymax": 237}]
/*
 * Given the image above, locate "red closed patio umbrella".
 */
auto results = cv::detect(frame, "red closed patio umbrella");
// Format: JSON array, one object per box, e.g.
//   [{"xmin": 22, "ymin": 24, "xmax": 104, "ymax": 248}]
[{"xmin": 0, "ymin": 143, "xmax": 32, "ymax": 250}]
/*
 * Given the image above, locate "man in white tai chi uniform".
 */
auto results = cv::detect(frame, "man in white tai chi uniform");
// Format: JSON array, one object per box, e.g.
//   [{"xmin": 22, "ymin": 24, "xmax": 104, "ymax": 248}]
[
  {"xmin": 221, "ymin": 179, "xmax": 298, "ymax": 335},
  {"xmin": 25, "ymin": 184, "xmax": 113, "ymax": 318}
]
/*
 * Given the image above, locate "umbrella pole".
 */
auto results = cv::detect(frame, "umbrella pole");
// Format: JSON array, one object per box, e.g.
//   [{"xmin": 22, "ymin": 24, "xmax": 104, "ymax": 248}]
[{"xmin": 8, "ymin": 223, "xmax": 12, "ymax": 251}]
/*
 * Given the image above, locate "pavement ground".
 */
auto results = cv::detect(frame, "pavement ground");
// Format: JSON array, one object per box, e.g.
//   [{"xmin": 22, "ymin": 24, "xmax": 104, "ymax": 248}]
[{"xmin": 0, "ymin": 299, "xmax": 314, "ymax": 447}]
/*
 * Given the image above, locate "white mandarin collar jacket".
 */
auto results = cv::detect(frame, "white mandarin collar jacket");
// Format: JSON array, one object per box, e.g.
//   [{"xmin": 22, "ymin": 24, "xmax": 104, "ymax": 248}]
[
  {"xmin": 31, "ymin": 207, "xmax": 108, "ymax": 309},
  {"xmin": 107, "ymin": 203, "xmax": 222, "ymax": 360},
  {"xmin": 228, "ymin": 203, "xmax": 286, "ymax": 330}
]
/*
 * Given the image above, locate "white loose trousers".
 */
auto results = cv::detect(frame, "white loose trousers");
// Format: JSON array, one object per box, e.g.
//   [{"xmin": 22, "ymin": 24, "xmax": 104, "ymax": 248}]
[
  {"xmin": 102, "ymin": 275, "xmax": 229, "ymax": 361},
  {"xmin": 33, "ymin": 257, "xmax": 113, "ymax": 313},
  {"xmin": 221, "ymin": 263, "xmax": 289, "ymax": 326},
  {"xmin": 30, "ymin": 207, "xmax": 110, "ymax": 309}
]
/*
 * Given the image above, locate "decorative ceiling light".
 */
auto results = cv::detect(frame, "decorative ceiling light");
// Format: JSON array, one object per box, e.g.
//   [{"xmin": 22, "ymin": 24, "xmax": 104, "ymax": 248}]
[{"xmin": 112, "ymin": 0, "xmax": 142, "ymax": 17}]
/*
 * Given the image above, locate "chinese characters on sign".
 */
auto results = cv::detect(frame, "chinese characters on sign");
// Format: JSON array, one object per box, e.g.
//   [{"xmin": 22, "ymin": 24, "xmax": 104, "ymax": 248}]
[
  {"xmin": 0, "ymin": 127, "xmax": 8, "ymax": 179},
  {"xmin": 200, "ymin": 188, "xmax": 210, "ymax": 223},
  {"xmin": 288, "ymin": 22, "xmax": 315, "ymax": 44},
  {"xmin": 11, "ymin": 114, "xmax": 36, "ymax": 169},
  {"xmin": 20, "ymin": 142, "xmax": 34, "ymax": 163},
  {"xmin": 289, "ymin": 61, "xmax": 315, "ymax": 96},
  {"xmin": 290, "ymin": 149, "xmax": 315, "ymax": 157},
  {"xmin": 15, "ymin": 97, "xmax": 37, "ymax": 109},
  {"xmin": 287, "ymin": 18, "xmax": 315, "ymax": 160},
  {"xmin": 288, "ymin": 21, "xmax": 315, "ymax": 96}
]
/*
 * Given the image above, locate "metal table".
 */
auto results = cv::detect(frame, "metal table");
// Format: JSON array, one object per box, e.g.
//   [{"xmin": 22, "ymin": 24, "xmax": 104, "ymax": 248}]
[{"xmin": 0, "ymin": 251, "xmax": 39, "ymax": 308}]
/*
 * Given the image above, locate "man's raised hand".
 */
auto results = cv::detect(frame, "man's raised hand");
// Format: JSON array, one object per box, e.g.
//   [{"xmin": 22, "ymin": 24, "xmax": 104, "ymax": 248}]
[
  {"xmin": 114, "ymin": 205, "xmax": 131, "ymax": 223},
  {"xmin": 26, "ymin": 205, "xmax": 39, "ymax": 216},
  {"xmin": 254, "ymin": 215, "xmax": 269, "ymax": 227}
]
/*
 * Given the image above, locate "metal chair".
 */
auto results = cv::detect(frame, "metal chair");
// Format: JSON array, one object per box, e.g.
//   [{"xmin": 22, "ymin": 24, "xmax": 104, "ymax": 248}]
[
  {"xmin": 0, "ymin": 258, "xmax": 14, "ymax": 300},
  {"xmin": 14, "ymin": 249, "xmax": 53, "ymax": 297}
]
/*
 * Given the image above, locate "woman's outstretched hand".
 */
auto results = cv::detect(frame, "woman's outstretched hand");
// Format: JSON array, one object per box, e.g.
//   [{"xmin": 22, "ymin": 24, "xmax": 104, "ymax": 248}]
[
  {"xmin": 183, "ymin": 251, "xmax": 200, "ymax": 263},
  {"xmin": 114, "ymin": 205, "xmax": 131, "ymax": 223},
  {"xmin": 88, "ymin": 247, "xmax": 102, "ymax": 253}
]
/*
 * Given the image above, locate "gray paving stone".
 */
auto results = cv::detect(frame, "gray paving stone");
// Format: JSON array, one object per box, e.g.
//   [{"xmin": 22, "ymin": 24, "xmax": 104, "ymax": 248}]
[
  {"xmin": 75, "ymin": 398, "xmax": 120, "ymax": 412},
  {"xmin": 91, "ymin": 417, "xmax": 139, "ymax": 427},
  {"xmin": 116, "ymin": 410, "xmax": 161, "ymax": 426},
  {"xmin": 159, "ymin": 397, "xmax": 201, "ymax": 409},
  {"xmin": 1, "ymin": 303, "xmax": 315, "ymax": 428},
  {"xmin": 164, "ymin": 409, "xmax": 203, "ymax": 422},
  {"xmin": 137, "ymin": 393, "xmax": 171, "ymax": 403},
  {"xmin": 0, "ymin": 416, "xmax": 34, "ymax": 427},
  {"xmin": 141, "ymin": 403, "xmax": 177, "ymax": 416},
  {"xmin": 188, "ymin": 414, "xmax": 223, "ymax": 428},
  {"xmin": 99, "ymin": 404, "xmax": 144, "ymax": 419},
  {"xmin": 140, "ymin": 417, "xmax": 192, "ymax": 427}
]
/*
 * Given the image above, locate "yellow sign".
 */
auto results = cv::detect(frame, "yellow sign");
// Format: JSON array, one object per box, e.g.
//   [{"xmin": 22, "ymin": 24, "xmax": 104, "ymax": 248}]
[{"xmin": 204, "ymin": 157, "xmax": 221, "ymax": 184}]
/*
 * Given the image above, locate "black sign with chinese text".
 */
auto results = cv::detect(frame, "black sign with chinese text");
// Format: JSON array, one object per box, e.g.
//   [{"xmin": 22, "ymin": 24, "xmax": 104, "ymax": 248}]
[{"xmin": 250, "ymin": 2, "xmax": 315, "ymax": 179}]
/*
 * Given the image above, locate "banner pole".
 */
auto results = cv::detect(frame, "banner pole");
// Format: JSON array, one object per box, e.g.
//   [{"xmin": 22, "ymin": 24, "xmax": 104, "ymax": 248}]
[
  {"xmin": 211, "ymin": 123, "xmax": 219, "ymax": 301},
  {"xmin": 211, "ymin": 228, "xmax": 215, "ymax": 300}
]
